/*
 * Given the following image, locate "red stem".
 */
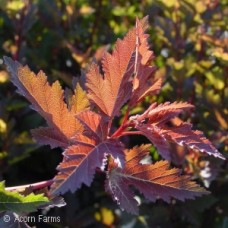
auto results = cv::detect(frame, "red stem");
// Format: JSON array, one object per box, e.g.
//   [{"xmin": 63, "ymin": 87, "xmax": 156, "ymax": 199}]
[
  {"xmin": 122, "ymin": 108, "xmax": 130, "ymax": 126},
  {"xmin": 120, "ymin": 131, "xmax": 142, "ymax": 137},
  {"xmin": 111, "ymin": 108, "xmax": 130, "ymax": 138},
  {"xmin": 5, "ymin": 179, "xmax": 54, "ymax": 192}
]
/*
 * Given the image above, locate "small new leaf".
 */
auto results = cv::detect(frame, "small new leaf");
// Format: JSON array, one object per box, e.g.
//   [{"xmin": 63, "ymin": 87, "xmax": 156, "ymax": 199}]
[
  {"xmin": 106, "ymin": 145, "xmax": 209, "ymax": 215},
  {"xmin": 68, "ymin": 82, "xmax": 89, "ymax": 113}
]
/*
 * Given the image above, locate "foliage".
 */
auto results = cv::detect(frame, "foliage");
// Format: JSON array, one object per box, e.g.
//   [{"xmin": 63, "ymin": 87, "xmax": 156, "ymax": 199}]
[
  {"xmin": 0, "ymin": 181, "xmax": 49, "ymax": 213},
  {"xmin": 0, "ymin": 0, "xmax": 227, "ymax": 227},
  {"xmin": 106, "ymin": 145, "xmax": 208, "ymax": 215}
]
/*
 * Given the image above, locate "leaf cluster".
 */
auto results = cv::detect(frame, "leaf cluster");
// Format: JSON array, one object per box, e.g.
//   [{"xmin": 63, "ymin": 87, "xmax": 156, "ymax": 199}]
[
  {"xmin": 0, "ymin": 1, "xmax": 227, "ymax": 227},
  {"xmin": 3, "ymin": 17, "xmax": 224, "ymax": 218}
]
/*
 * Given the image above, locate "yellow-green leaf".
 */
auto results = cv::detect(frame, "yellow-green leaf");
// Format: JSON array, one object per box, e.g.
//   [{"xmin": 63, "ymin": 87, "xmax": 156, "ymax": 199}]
[{"xmin": 0, "ymin": 181, "xmax": 49, "ymax": 213}]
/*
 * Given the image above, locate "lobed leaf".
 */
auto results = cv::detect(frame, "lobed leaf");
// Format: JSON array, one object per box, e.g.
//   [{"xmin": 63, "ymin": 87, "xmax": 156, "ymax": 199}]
[
  {"xmin": 51, "ymin": 111, "xmax": 125, "ymax": 195},
  {"xmin": 4, "ymin": 57, "xmax": 85, "ymax": 148},
  {"xmin": 135, "ymin": 124, "xmax": 171, "ymax": 160},
  {"xmin": 161, "ymin": 123, "xmax": 225, "ymax": 160},
  {"xmin": 106, "ymin": 145, "xmax": 209, "ymax": 215},
  {"xmin": 130, "ymin": 18, "xmax": 162, "ymax": 105},
  {"xmin": 76, "ymin": 110, "xmax": 109, "ymax": 142},
  {"xmin": 31, "ymin": 127, "xmax": 69, "ymax": 149},
  {"xmin": 133, "ymin": 101, "xmax": 194, "ymax": 124},
  {"xmin": 51, "ymin": 137, "xmax": 124, "ymax": 195},
  {"xmin": 86, "ymin": 17, "xmax": 151, "ymax": 118},
  {"xmin": 130, "ymin": 102, "xmax": 224, "ymax": 160},
  {"xmin": 4, "ymin": 15, "xmax": 225, "ymax": 215}
]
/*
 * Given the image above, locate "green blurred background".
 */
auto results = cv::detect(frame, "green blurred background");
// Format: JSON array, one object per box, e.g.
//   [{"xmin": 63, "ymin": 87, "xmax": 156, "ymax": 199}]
[{"xmin": 0, "ymin": 0, "xmax": 227, "ymax": 227}]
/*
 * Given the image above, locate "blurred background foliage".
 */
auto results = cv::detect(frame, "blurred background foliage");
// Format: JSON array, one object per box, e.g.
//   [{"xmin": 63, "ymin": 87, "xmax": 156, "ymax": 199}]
[{"xmin": 0, "ymin": 0, "xmax": 227, "ymax": 227}]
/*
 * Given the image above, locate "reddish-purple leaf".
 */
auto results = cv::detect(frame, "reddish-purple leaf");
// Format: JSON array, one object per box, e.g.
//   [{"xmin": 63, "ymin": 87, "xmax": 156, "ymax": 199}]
[
  {"xmin": 130, "ymin": 18, "xmax": 161, "ymax": 105},
  {"xmin": 51, "ymin": 110, "xmax": 125, "ymax": 195},
  {"xmin": 161, "ymin": 123, "xmax": 224, "ymax": 160},
  {"xmin": 31, "ymin": 127, "xmax": 69, "ymax": 149},
  {"xmin": 86, "ymin": 18, "xmax": 150, "ymax": 118},
  {"xmin": 76, "ymin": 110, "xmax": 109, "ymax": 142},
  {"xmin": 106, "ymin": 145, "xmax": 209, "ymax": 214},
  {"xmin": 4, "ymin": 57, "xmax": 83, "ymax": 148},
  {"xmin": 4, "ymin": 16, "xmax": 224, "ymax": 215},
  {"xmin": 74, "ymin": 110, "xmax": 125, "ymax": 167},
  {"xmin": 132, "ymin": 101, "xmax": 194, "ymax": 124},
  {"xmin": 130, "ymin": 102, "xmax": 224, "ymax": 160},
  {"xmin": 51, "ymin": 136, "xmax": 124, "ymax": 195},
  {"xmin": 135, "ymin": 124, "xmax": 171, "ymax": 160}
]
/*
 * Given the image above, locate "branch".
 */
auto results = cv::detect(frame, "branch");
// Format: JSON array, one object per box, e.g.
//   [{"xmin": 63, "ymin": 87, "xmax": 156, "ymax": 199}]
[
  {"xmin": 5, "ymin": 179, "xmax": 54, "ymax": 192},
  {"xmin": 120, "ymin": 131, "xmax": 142, "ymax": 137}
]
